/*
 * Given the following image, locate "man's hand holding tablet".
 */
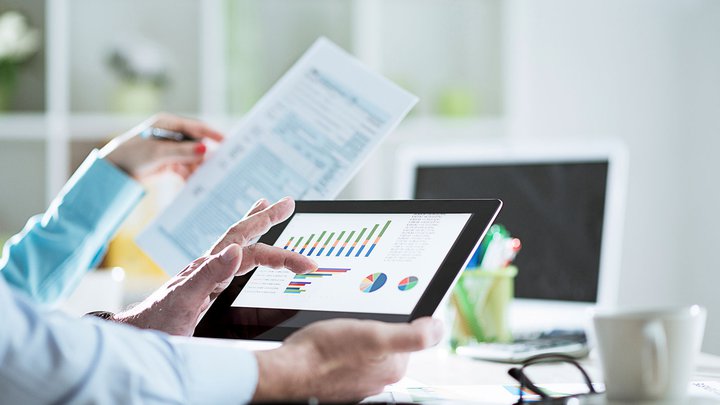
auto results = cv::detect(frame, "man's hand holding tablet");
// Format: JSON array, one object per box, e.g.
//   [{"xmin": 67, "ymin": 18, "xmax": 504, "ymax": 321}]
[
  {"xmin": 254, "ymin": 317, "xmax": 443, "ymax": 402},
  {"xmin": 110, "ymin": 196, "xmax": 445, "ymax": 402}
]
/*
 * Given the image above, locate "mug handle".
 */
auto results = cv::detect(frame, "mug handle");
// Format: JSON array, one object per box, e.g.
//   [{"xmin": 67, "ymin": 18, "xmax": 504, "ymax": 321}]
[{"xmin": 641, "ymin": 320, "xmax": 669, "ymax": 397}]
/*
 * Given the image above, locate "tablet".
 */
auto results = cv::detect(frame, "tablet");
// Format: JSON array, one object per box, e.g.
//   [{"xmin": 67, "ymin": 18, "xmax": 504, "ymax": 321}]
[{"xmin": 194, "ymin": 199, "xmax": 502, "ymax": 341}]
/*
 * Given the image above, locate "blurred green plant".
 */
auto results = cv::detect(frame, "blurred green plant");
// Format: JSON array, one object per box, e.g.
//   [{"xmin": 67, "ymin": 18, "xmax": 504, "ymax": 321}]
[
  {"xmin": 107, "ymin": 44, "xmax": 168, "ymax": 88},
  {"xmin": 107, "ymin": 39, "xmax": 169, "ymax": 113}
]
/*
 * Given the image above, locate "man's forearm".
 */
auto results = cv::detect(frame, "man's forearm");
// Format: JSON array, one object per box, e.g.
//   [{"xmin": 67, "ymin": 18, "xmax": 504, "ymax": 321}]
[{"xmin": 0, "ymin": 279, "xmax": 257, "ymax": 403}]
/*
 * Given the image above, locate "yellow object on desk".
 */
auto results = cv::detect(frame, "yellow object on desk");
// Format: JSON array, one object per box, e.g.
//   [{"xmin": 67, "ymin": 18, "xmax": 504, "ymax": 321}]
[
  {"xmin": 101, "ymin": 174, "xmax": 181, "ymax": 302},
  {"xmin": 450, "ymin": 265, "xmax": 517, "ymax": 349}
]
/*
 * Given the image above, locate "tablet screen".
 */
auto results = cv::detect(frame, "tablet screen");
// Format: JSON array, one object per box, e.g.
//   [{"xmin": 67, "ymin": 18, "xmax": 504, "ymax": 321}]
[
  {"xmin": 231, "ymin": 212, "xmax": 472, "ymax": 315},
  {"xmin": 195, "ymin": 199, "xmax": 502, "ymax": 341}
]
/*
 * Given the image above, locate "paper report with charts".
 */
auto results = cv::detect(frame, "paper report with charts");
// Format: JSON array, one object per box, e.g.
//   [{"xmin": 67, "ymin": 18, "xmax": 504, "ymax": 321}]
[{"xmin": 137, "ymin": 38, "xmax": 418, "ymax": 274}]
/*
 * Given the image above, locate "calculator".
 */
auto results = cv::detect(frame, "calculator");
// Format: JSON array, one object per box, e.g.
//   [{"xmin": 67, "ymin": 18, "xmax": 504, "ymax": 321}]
[{"xmin": 455, "ymin": 329, "xmax": 590, "ymax": 363}]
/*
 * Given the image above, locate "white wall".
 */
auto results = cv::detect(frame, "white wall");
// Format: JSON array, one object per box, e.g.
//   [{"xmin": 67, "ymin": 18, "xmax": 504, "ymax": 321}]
[
  {"xmin": 681, "ymin": 3, "xmax": 720, "ymax": 356},
  {"xmin": 505, "ymin": 0, "xmax": 720, "ymax": 353}
]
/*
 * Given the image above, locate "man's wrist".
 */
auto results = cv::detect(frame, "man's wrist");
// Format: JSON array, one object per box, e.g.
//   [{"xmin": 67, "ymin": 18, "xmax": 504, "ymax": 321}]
[{"xmin": 253, "ymin": 349, "xmax": 297, "ymax": 402}]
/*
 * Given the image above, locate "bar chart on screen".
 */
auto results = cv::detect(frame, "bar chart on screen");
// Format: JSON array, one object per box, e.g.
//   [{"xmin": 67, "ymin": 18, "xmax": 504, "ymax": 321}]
[
  {"xmin": 284, "ymin": 268, "xmax": 352, "ymax": 294},
  {"xmin": 282, "ymin": 220, "xmax": 392, "ymax": 258},
  {"xmin": 232, "ymin": 212, "xmax": 473, "ymax": 314}
]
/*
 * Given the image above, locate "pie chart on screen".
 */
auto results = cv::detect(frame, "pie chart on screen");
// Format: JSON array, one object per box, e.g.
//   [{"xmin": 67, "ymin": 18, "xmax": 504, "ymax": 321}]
[
  {"xmin": 359, "ymin": 272, "xmax": 387, "ymax": 293},
  {"xmin": 398, "ymin": 276, "xmax": 418, "ymax": 291}
]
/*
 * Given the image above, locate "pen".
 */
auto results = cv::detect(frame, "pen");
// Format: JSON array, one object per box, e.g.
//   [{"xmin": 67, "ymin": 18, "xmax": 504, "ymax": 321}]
[
  {"xmin": 502, "ymin": 237, "xmax": 522, "ymax": 267},
  {"xmin": 479, "ymin": 235, "xmax": 506, "ymax": 270},
  {"xmin": 140, "ymin": 126, "xmax": 196, "ymax": 142},
  {"xmin": 476, "ymin": 224, "xmax": 509, "ymax": 269}
]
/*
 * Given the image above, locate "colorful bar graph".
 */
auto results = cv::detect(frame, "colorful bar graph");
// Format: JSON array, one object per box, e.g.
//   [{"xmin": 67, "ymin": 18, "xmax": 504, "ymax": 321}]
[
  {"xmin": 355, "ymin": 223, "xmax": 379, "ymax": 257},
  {"xmin": 345, "ymin": 227, "xmax": 367, "ymax": 257},
  {"xmin": 316, "ymin": 232, "xmax": 335, "ymax": 256},
  {"xmin": 336, "ymin": 230, "xmax": 355, "ymax": 257},
  {"xmin": 291, "ymin": 236, "xmax": 304, "ymax": 252},
  {"xmin": 325, "ymin": 231, "xmax": 345, "ymax": 256},
  {"xmin": 366, "ymin": 220, "xmax": 391, "ymax": 257},
  {"xmin": 292, "ymin": 272, "xmax": 333, "ymax": 279},
  {"xmin": 298, "ymin": 234, "xmax": 315, "ymax": 255},
  {"xmin": 283, "ymin": 268, "xmax": 351, "ymax": 294},
  {"xmin": 281, "ymin": 219, "xmax": 391, "ymax": 258},
  {"xmin": 307, "ymin": 231, "xmax": 326, "ymax": 256}
]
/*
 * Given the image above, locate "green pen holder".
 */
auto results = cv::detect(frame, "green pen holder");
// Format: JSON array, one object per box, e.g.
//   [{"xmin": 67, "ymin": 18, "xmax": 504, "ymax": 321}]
[{"xmin": 450, "ymin": 266, "xmax": 517, "ymax": 350}]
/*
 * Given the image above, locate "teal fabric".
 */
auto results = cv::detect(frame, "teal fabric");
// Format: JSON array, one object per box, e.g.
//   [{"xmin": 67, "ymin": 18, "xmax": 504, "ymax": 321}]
[{"xmin": 0, "ymin": 149, "xmax": 144, "ymax": 305}]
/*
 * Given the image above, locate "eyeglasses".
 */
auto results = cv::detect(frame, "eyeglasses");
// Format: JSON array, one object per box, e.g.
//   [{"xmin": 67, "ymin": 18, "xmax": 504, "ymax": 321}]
[{"xmin": 508, "ymin": 353, "xmax": 603, "ymax": 404}]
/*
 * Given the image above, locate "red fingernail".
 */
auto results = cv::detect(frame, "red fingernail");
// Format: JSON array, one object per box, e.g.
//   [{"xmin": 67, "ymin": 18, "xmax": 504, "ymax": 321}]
[{"xmin": 194, "ymin": 143, "xmax": 206, "ymax": 155}]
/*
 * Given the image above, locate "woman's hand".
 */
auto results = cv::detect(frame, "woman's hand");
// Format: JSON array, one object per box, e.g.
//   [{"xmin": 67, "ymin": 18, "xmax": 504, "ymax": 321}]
[{"xmin": 99, "ymin": 113, "xmax": 224, "ymax": 180}]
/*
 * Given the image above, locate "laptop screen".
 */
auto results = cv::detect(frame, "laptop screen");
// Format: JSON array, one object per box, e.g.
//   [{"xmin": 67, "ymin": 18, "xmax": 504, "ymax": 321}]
[{"xmin": 414, "ymin": 161, "xmax": 608, "ymax": 303}]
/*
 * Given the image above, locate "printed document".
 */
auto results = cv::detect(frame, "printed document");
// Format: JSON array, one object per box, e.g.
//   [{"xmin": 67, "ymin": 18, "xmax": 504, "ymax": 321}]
[{"xmin": 137, "ymin": 38, "xmax": 418, "ymax": 274}]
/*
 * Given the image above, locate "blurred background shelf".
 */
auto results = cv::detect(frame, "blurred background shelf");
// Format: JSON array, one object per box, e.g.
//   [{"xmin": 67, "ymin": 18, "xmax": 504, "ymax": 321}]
[
  {"xmin": 68, "ymin": 113, "xmax": 164, "ymax": 140},
  {"xmin": 0, "ymin": 139, "xmax": 46, "ymax": 236},
  {"xmin": 0, "ymin": 114, "xmax": 47, "ymax": 139},
  {"xmin": 0, "ymin": 0, "xmax": 507, "ymax": 227}
]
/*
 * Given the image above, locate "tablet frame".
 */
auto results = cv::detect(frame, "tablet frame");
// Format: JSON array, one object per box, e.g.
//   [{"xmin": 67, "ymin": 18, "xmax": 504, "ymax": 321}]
[{"xmin": 194, "ymin": 199, "xmax": 502, "ymax": 341}]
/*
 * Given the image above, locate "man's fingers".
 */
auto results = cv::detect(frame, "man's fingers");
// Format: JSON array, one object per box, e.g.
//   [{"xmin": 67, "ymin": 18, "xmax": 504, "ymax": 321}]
[
  {"xmin": 244, "ymin": 198, "xmax": 270, "ymax": 219},
  {"xmin": 238, "ymin": 197, "xmax": 294, "ymax": 237},
  {"xmin": 369, "ymin": 317, "xmax": 444, "ymax": 354},
  {"xmin": 182, "ymin": 244, "xmax": 242, "ymax": 301},
  {"xmin": 169, "ymin": 256, "xmax": 209, "ymax": 287},
  {"xmin": 211, "ymin": 197, "xmax": 295, "ymax": 254},
  {"xmin": 389, "ymin": 317, "xmax": 444, "ymax": 352},
  {"xmin": 239, "ymin": 244, "xmax": 317, "ymax": 275}
]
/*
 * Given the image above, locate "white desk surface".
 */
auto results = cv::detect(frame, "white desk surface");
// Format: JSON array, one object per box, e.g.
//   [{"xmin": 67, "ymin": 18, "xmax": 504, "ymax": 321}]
[
  {"xmin": 400, "ymin": 348, "xmax": 720, "ymax": 404},
  {"xmin": 406, "ymin": 348, "xmax": 720, "ymax": 385}
]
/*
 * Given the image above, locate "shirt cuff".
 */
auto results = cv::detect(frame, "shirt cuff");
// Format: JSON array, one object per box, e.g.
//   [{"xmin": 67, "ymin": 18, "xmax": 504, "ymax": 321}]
[{"xmin": 171, "ymin": 337, "xmax": 258, "ymax": 404}]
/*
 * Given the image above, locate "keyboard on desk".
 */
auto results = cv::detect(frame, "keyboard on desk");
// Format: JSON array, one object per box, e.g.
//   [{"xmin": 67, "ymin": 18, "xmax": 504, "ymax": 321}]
[{"xmin": 455, "ymin": 329, "xmax": 590, "ymax": 363}]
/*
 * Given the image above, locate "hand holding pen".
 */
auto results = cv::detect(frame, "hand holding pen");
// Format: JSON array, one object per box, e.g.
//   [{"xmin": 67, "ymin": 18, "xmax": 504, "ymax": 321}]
[
  {"xmin": 99, "ymin": 113, "xmax": 224, "ymax": 180},
  {"xmin": 140, "ymin": 126, "xmax": 199, "ymax": 143}
]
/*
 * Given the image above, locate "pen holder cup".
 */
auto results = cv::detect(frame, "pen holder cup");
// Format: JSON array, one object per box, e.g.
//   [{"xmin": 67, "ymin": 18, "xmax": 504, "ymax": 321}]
[{"xmin": 449, "ymin": 265, "xmax": 517, "ymax": 349}]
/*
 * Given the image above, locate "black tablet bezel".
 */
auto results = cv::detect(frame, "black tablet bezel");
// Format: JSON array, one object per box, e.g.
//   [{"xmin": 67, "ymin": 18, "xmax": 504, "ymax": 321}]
[{"xmin": 194, "ymin": 199, "xmax": 502, "ymax": 341}]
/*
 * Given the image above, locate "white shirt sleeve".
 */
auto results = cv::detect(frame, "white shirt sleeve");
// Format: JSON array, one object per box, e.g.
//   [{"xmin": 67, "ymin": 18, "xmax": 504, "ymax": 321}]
[{"xmin": 0, "ymin": 278, "xmax": 258, "ymax": 404}]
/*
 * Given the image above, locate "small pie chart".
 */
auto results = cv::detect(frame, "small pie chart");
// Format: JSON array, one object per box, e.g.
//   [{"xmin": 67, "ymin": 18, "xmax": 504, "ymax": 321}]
[
  {"xmin": 398, "ymin": 276, "xmax": 418, "ymax": 291},
  {"xmin": 359, "ymin": 272, "xmax": 387, "ymax": 293}
]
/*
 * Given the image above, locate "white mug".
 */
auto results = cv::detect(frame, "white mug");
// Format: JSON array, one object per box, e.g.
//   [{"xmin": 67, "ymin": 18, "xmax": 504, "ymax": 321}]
[{"xmin": 593, "ymin": 305, "xmax": 706, "ymax": 401}]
